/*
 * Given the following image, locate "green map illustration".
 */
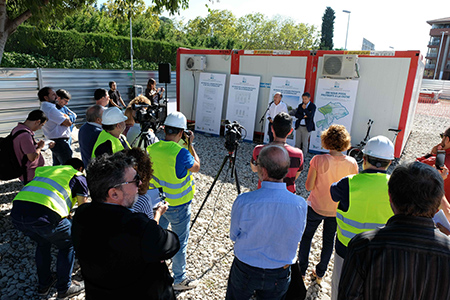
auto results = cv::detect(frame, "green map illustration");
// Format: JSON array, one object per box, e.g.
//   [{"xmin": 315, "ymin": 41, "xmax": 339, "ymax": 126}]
[{"xmin": 316, "ymin": 102, "xmax": 349, "ymax": 130}]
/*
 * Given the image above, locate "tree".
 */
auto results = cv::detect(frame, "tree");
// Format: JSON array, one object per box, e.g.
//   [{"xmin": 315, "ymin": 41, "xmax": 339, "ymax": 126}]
[
  {"xmin": 0, "ymin": 0, "xmax": 190, "ymax": 64},
  {"xmin": 184, "ymin": 9, "xmax": 238, "ymax": 48},
  {"xmin": 0, "ymin": 0, "xmax": 96, "ymax": 64},
  {"xmin": 320, "ymin": 6, "xmax": 335, "ymax": 50},
  {"xmin": 236, "ymin": 13, "xmax": 319, "ymax": 50}
]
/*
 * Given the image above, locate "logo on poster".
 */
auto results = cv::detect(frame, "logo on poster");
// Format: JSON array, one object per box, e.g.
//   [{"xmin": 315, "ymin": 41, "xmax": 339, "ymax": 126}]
[
  {"xmin": 210, "ymin": 74, "xmax": 215, "ymax": 80},
  {"xmin": 242, "ymin": 77, "xmax": 247, "ymax": 84},
  {"xmin": 285, "ymin": 80, "xmax": 290, "ymax": 87},
  {"xmin": 334, "ymin": 82, "xmax": 340, "ymax": 89}
]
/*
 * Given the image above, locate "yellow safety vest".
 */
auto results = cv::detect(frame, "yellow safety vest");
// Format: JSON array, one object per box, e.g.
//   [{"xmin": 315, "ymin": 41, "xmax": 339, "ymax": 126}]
[
  {"xmin": 91, "ymin": 130, "xmax": 130, "ymax": 158},
  {"xmin": 147, "ymin": 140, "xmax": 195, "ymax": 206},
  {"xmin": 13, "ymin": 166, "xmax": 82, "ymax": 217},
  {"xmin": 336, "ymin": 172, "xmax": 394, "ymax": 247}
]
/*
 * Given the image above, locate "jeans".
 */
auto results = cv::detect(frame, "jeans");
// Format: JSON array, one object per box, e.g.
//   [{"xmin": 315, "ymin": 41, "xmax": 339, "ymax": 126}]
[
  {"xmin": 159, "ymin": 202, "xmax": 191, "ymax": 284},
  {"xmin": 11, "ymin": 214, "xmax": 74, "ymax": 292},
  {"xmin": 298, "ymin": 206, "xmax": 337, "ymax": 278},
  {"xmin": 51, "ymin": 138, "xmax": 73, "ymax": 166},
  {"xmin": 225, "ymin": 257, "xmax": 291, "ymax": 300}
]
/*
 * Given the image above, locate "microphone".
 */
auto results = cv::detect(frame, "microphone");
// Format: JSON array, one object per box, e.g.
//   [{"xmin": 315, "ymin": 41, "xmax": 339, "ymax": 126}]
[{"xmin": 268, "ymin": 101, "xmax": 274, "ymax": 106}]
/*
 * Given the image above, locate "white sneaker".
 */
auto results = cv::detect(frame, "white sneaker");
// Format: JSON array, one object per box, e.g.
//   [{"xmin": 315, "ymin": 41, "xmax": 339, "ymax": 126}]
[{"xmin": 173, "ymin": 278, "xmax": 198, "ymax": 291}]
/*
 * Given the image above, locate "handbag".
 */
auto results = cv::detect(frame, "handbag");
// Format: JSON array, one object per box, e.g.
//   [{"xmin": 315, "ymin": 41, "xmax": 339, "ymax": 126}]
[{"xmin": 285, "ymin": 261, "xmax": 306, "ymax": 300}]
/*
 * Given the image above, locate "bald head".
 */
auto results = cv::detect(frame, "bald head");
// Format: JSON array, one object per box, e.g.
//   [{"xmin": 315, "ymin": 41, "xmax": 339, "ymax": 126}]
[
  {"xmin": 86, "ymin": 104, "xmax": 103, "ymax": 124},
  {"xmin": 258, "ymin": 145, "xmax": 290, "ymax": 180}
]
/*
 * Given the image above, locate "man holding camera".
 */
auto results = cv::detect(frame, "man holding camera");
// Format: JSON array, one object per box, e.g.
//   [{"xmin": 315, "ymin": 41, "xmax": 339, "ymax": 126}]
[{"xmin": 147, "ymin": 111, "xmax": 200, "ymax": 291}]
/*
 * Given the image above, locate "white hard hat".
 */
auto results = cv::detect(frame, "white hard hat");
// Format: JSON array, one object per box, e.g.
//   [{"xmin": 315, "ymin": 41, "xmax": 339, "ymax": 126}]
[
  {"xmin": 102, "ymin": 107, "xmax": 128, "ymax": 125},
  {"xmin": 363, "ymin": 135, "xmax": 394, "ymax": 160},
  {"xmin": 164, "ymin": 111, "xmax": 187, "ymax": 130}
]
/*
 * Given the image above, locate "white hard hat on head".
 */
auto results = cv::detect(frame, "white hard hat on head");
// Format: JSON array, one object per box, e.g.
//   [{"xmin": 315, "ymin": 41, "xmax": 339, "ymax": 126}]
[
  {"xmin": 164, "ymin": 111, "xmax": 187, "ymax": 130},
  {"xmin": 363, "ymin": 135, "xmax": 394, "ymax": 160},
  {"xmin": 102, "ymin": 107, "xmax": 128, "ymax": 125}
]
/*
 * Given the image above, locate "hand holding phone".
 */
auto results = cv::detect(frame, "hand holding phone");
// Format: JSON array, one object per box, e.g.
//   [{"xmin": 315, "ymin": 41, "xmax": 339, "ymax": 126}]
[{"xmin": 436, "ymin": 150, "xmax": 446, "ymax": 170}]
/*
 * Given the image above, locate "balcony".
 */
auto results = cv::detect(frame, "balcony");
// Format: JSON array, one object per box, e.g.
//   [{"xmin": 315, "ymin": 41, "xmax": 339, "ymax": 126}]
[
  {"xmin": 428, "ymin": 41, "xmax": 441, "ymax": 46},
  {"xmin": 426, "ymin": 53, "xmax": 438, "ymax": 58},
  {"xmin": 426, "ymin": 63, "xmax": 436, "ymax": 69}
]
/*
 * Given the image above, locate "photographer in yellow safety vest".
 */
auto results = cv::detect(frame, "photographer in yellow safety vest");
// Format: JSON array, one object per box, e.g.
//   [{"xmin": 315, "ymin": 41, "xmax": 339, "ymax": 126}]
[{"xmin": 147, "ymin": 111, "xmax": 200, "ymax": 291}]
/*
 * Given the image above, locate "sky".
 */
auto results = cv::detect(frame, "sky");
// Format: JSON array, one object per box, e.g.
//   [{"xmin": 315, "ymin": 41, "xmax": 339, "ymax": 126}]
[{"xmin": 103, "ymin": 0, "xmax": 450, "ymax": 59}]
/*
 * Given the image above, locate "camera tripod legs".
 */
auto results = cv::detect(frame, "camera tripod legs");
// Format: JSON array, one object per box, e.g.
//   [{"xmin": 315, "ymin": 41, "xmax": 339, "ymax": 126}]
[{"xmin": 190, "ymin": 153, "xmax": 240, "ymax": 230}]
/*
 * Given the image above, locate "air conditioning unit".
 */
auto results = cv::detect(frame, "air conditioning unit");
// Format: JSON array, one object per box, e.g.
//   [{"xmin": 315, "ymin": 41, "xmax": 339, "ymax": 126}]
[
  {"xmin": 185, "ymin": 56, "xmax": 206, "ymax": 71},
  {"xmin": 321, "ymin": 54, "xmax": 358, "ymax": 78}
]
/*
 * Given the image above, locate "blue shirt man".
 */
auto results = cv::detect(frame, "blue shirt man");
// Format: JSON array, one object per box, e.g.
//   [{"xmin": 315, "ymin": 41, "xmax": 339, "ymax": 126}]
[
  {"xmin": 226, "ymin": 145, "xmax": 307, "ymax": 300},
  {"xmin": 78, "ymin": 105, "xmax": 103, "ymax": 168}
]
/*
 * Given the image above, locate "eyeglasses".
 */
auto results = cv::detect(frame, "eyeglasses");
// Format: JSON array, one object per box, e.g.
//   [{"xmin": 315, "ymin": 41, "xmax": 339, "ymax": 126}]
[
  {"xmin": 111, "ymin": 173, "xmax": 141, "ymax": 189},
  {"xmin": 440, "ymin": 133, "xmax": 448, "ymax": 139}
]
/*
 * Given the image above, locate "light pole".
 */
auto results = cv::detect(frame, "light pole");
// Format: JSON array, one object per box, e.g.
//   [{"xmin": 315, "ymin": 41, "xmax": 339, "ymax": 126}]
[
  {"xmin": 343, "ymin": 10, "xmax": 351, "ymax": 50},
  {"xmin": 130, "ymin": 15, "xmax": 133, "ymax": 71}
]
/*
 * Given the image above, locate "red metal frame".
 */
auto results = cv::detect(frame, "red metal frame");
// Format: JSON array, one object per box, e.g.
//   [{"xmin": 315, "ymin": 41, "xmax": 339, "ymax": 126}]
[{"xmin": 177, "ymin": 48, "xmax": 421, "ymax": 156}]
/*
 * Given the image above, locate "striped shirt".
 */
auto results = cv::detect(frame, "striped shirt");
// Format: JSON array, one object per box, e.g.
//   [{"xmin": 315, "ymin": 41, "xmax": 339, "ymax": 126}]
[
  {"xmin": 252, "ymin": 143, "xmax": 303, "ymax": 194},
  {"xmin": 339, "ymin": 215, "xmax": 450, "ymax": 300}
]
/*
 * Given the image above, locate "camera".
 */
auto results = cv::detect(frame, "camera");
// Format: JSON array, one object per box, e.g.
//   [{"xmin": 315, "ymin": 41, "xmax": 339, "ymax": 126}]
[
  {"xmin": 132, "ymin": 103, "xmax": 166, "ymax": 132},
  {"xmin": 181, "ymin": 130, "xmax": 192, "ymax": 144},
  {"xmin": 224, "ymin": 120, "xmax": 244, "ymax": 152}
]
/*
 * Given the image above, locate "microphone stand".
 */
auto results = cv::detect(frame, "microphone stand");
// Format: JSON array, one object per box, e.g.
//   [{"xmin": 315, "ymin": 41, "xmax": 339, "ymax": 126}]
[{"xmin": 259, "ymin": 101, "xmax": 273, "ymax": 143}]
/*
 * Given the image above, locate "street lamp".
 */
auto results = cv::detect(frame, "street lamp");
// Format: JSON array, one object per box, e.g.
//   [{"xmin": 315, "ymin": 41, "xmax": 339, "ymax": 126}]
[{"xmin": 343, "ymin": 10, "xmax": 351, "ymax": 50}]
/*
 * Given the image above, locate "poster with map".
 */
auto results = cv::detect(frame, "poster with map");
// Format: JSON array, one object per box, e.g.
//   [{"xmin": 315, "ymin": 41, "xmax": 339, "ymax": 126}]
[
  {"xmin": 226, "ymin": 74, "xmax": 261, "ymax": 141},
  {"xmin": 310, "ymin": 78, "xmax": 359, "ymax": 152},
  {"xmin": 195, "ymin": 73, "xmax": 226, "ymax": 135}
]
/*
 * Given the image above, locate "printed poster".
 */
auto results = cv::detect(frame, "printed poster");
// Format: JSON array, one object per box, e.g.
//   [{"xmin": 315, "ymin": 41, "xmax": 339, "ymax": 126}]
[
  {"xmin": 226, "ymin": 74, "xmax": 261, "ymax": 141},
  {"xmin": 195, "ymin": 72, "xmax": 226, "ymax": 135},
  {"xmin": 310, "ymin": 78, "xmax": 359, "ymax": 152},
  {"xmin": 264, "ymin": 77, "xmax": 306, "ymax": 146}
]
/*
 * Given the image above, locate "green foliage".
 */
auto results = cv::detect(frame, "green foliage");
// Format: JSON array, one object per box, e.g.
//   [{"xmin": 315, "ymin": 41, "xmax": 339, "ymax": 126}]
[
  {"xmin": 5, "ymin": 25, "xmax": 181, "ymax": 66},
  {"xmin": 182, "ymin": 10, "xmax": 320, "ymax": 50},
  {"xmin": 6, "ymin": 0, "xmax": 96, "ymax": 28},
  {"xmin": 53, "ymin": 3, "xmax": 161, "ymax": 40},
  {"xmin": 1, "ymin": 51, "xmax": 159, "ymax": 70},
  {"xmin": 320, "ymin": 7, "xmax": 335, "ymax": 50}
]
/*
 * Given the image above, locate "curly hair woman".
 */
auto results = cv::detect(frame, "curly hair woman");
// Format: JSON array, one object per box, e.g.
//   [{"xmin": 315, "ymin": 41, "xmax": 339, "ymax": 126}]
[{"xmin": 298, "ymin": 124, "xmax": 358, "ymax": 284}]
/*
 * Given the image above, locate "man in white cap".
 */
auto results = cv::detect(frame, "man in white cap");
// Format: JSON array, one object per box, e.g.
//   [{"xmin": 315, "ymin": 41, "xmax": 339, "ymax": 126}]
[
  {"xmin": 147, "ymin": 111, "xmax": 200, "ymax": 291},
  {"xmin": 329, "ymin": 135, "xmax": 395, "ymax": 300},
  {"xmin": 91, "ymin": 107, "xmax": 130, "ymax": 158}
]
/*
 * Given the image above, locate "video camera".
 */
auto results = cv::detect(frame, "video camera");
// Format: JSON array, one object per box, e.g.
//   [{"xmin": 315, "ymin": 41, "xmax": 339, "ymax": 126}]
[
  {"xmin": 224, "ymin": 120, "xmax": 244, "ymax": 152},
  {"xmin": 132, "ymin": 103, "xmax": 167, "ymax": 132}
]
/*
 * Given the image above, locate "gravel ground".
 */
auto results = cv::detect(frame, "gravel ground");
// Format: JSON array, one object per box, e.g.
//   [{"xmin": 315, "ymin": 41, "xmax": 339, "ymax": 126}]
[{"xmin": 1, "ymin": 103, "xmax": 449, "ymax": 300}]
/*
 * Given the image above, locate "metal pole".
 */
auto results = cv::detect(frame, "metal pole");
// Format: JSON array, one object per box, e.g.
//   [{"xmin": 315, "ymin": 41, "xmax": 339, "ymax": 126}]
[
  {"xmin": 130, "ymin": 15, "xmax": 134, "ymax": 71},
  {"xmin": 434, "ymin": 31, "xmax": 445, "ymax": 80},
  {"xmin": 343, "ymin": 10, "xmax": 351, "ymax": 50}
]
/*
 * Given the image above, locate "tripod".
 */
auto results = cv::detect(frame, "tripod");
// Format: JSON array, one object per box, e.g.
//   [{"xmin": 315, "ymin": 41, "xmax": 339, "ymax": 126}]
[
  {"xmin": 131, "ymin": 122, "xmax": 157, "ymax": 149},
  {"xmin": 190, "ymin": 142, "xmax": 241, "ymax": 230}
]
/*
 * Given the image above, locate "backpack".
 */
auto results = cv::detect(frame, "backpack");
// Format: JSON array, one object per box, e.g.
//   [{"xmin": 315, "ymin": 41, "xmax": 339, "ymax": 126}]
[{"xmin": 0, "ymin": 129, "xmax": 29, "ymax": 181}]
